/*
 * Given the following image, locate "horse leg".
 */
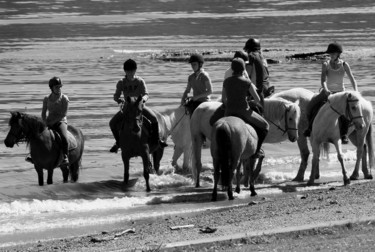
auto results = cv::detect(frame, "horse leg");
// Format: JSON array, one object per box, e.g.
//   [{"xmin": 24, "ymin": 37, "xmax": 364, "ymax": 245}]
[
  {"xmin": 243, "ymin": 158, "xmax": 257, "ymax": 188},
  {"xmin": 171, "ymin": 146, "xmax": 183, "ymax": 168},
  {"xmin": 121, "ymin": 152, "xmax": 130, "ymax": 185},
  {"xmin": 334, "ymin": 143, "xmax": 350, "ymax": 185},
  {"xmin": 349, "ymin": 131, "xmax": 364, "ymax": 180},
  {"xmin": 141, "ymin": 154, "xmax": 151, "ymax": 192},
  {"xmin": 152, "ymin": 148, "xmax": 164, "ymax": 175},
  {"xmin": 47, "ymin": 168, "xmax": 54, "ymax": 185},
  {"xmin": 69, "ymin": 159, "xmax": 80, "ymax": 182},
  {"xmin": 182, "ymin": 144, "xmax": 193, "ymax": 172},
  {"xmin": 192, "ymin": 134, "xmax": 204, "ymax": 187},
  {"xmin": 211, "ymin": 158, "xmax": 220, "ymax": 201},
  {"xmin": 60, "ymin": 165, "xmax": 69, "ymax": 183},
  {"xmin": 35, "ymin": 166, "xmax": 44, "ymax": 186},
  {"xmin": 307, "ymin": 142, "xmax": 320, "ymax": 186},
  {"xmin": 235, "ymin": 163, "xmax": 242, "ymax": 194},
  {"xmin": 250, "ymin": 157, "xmax": 262, "ymax": 196},
  {"xmin": 227, "ymin": 163, "xmax": 236, "ymax": 200},
  {"xmin": 293, "ymin": 136, "xmax": 310, "ymax": 182}
]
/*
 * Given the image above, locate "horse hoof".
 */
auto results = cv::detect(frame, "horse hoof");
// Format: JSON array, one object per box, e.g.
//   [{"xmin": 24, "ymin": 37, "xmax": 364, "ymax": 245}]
[
  {"xmin": 250, "ymin": 191, "xmax": 257, "ymax": 197},
  {"xmin": 344, "ymin": 179, "xmax": 351, "ymax": 186},
  {"xmin": 235, "ymin": 187, "xmax": 240, "ymax": 194},
  {"xmin": 307, "ymin": 181, "xmax": 314, "ymax": 186},
  {"xmin": 228, "ymin": 196, "xmax": 234, "ymax": 200},
  {"xmin": 350, "ymin": 175, "xmax": 359, "ymax": 180},
  {"xmin": 292, "ymin": 176, "xmax": 304, "ymax": 182},
  {"xmin": 366, "ymin": 174, "xmax": 373, "ymax": 180}
]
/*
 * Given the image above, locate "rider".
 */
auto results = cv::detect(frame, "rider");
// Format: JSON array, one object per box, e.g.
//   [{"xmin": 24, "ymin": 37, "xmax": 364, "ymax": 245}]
[
  {"xmin": 222, "ymin": 57, "xmax": 269, "ymax": 158},
  {"xmin": 304, "ymin": 42, "xmax": 358, "ymax": 144},
  {"xmin": 243, "ymin": 38, "xmax": 274, "ymax": 103},
  {"xmin": 39, "ymin": 77, "xmax": 70, "ymax": 166},
  {"xmin": 181, "ymin": 53, "xmax": 213, "ymax": 115},
  {"xmin": 109, "ymin": 58, "xmax": 167, "ymax": 153},
  {"xmin": 224, "ymin": 50, "xmax": 250, "ymax": 80}
]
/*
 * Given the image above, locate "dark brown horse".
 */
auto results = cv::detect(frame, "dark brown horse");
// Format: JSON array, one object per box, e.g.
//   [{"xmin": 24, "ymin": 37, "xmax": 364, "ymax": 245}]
[
  {"xmin": 119, "ymin": 96, "xmax": 166, "ymax": 192},
  {"xmin": 4, "ymin": 112, "xmax": 84, "ymax": 185}
]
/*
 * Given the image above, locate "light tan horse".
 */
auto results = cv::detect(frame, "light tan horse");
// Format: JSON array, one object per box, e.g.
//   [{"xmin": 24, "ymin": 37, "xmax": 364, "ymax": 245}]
[
  {"xmin": 308, "ymin": 91, "xmax": 374, "ymax": 185},
  {"xmin": 211, "ymin": 116, "xmax": 261, "ymax": 201},
  {"xmin": 191, "ymin": 96, "xmax": 301, "ymax": 187}
]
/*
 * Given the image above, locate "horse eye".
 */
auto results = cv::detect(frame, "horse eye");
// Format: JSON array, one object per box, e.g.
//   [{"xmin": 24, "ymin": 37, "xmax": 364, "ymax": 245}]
[{"xmin": 351, "ymin": 106, "xmax": 356, "ymax": 110}]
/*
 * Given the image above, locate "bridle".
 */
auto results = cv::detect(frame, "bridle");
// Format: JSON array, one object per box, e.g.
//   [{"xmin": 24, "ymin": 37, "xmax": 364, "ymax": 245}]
[
  {"xmin": 328, "ymin": 96, "xmax": 363, "ymax": 122},
  {"xmin": 268, "ymin": 105, "xmax": 298, "ymax": 136}
]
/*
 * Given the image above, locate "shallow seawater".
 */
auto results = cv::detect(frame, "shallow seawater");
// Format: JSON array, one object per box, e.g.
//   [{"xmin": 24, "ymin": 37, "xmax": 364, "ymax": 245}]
[{"xmin": 1, "ymin": 0, "xmax": 375, "ymax": 247}]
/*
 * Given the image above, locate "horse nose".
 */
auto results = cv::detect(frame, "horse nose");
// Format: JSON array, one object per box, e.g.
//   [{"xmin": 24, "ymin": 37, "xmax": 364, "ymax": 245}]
[{"xmin": 289, "ymin": 136, "xmax": 297, "ymax": 143}]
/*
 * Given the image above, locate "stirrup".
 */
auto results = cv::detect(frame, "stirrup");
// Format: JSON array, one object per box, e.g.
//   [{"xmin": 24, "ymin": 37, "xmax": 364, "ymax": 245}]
[
  {"xmin": 252, "ymin": 149, "xmax": 265, "ymax": 159},
  {"xmin": 159, "ymin": 140, "xmax": 168, "ymax": 148},
  {"xmin": 110, "ymin": 143, "xmax": 119, "ymax": 153},
  {"xmin": 341, "ymin": 135, "xmax": 349, "ymax": 144},
  {"xmin": 303, "ymin": 129, "xmax": 311, "ymax": 137},
  {"xmin": 25, "ymin": 155, "xmax": 34, "ymax": 164}
]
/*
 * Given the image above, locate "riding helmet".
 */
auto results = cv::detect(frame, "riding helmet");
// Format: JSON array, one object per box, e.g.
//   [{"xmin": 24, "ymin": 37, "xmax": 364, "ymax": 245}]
[
  {"xmin": 123, "ymin": 59, "xmax": 137, "ymax": 71},
  {"xmin": 231, "ymin": 57, "xmax": 246, "ymax": 73},
  {"xmin": 188, "ymin": 53, "xmax": 204, "ymax": 64},
  {"xmin": 49, "ymin": 77, "xmax": 62, "ymax": 89},
  {"xmin": 326, "ymin": 42, "xmax": 343, "ymax": 54},
  {"xmin": 232, "ymin": 50, "xmax": 249, "ymax": 63},
  {"xmin": 243, "ymin": 38, "xmax": 261, "ymax": 52}
]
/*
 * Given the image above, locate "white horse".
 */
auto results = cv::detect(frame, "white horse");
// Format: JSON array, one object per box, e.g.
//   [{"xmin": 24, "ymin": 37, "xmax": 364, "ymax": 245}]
[
  {"xmin": 156, "ymin": 105, "xmax": 192, "ymax": 170},
  {"xmin": 191, "ymin": 96, "xmax": 301, "ymax": 187},
  {"xmin": 308, "ymin": 91, "xmax": 374, "ymax": 185},
  {"xmin": 211, "ymin": 116, "xmax": 261, "ymax": 201}
]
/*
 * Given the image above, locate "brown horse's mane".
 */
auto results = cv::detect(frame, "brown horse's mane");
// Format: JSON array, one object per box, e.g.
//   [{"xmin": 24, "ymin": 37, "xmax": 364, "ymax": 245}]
[{"xmin": 10, "ymin": 112, "xmax": 46, "ymax": 143}]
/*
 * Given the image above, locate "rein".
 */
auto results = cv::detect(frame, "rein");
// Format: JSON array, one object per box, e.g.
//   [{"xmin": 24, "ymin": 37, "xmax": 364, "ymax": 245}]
[
  {"xmin": 169, "ymin": 106, "xmax": 188, "ymax": 135},
  {"xmin": 328, "ymin": 97, "xmax": 363, "ymax": 122},
  {"xmin": 267, "ymin": 106, "xmax": 298, "ymax": 136}
]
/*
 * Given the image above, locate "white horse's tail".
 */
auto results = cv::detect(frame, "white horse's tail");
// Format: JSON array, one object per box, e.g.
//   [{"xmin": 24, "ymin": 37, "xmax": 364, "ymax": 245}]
[{"xmin": 366, "ymin": 123, "xmax": 374, "ymax": 174}]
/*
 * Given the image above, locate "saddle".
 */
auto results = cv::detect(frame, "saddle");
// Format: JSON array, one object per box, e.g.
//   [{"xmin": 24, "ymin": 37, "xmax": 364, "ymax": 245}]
[{"xmin": 51, "ymin": 129, "xmax": 78, "ymax": 151}]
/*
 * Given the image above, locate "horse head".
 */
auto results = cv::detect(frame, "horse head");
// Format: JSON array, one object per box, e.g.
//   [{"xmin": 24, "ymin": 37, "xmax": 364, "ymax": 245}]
[
  {"xmin": 284, "ymin": 99, "xmax": 301, "ymax": 142},
  {"xmin": 346, "ymin": 92, "xmax": 365, "ymax": 130},
  {"xmin": 4, "ymin": 111, "xmax": 26, "ymax": 147},
  {"xmin": 123, "ymin": 95, "xmax": 144, "ymax": 134}
]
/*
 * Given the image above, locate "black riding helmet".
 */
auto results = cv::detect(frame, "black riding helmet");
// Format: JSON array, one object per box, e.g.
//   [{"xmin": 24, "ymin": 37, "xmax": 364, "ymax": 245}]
[
  {"xmin": 326, "ymin": 42, "xmax": 343, "ymax": 54},
  {"xmin": 231, "ymin": 58, "xmax": 246, "ymax": 73},
  {"xmin": 188, "ymin": 53, "xmax": 204, "ymax": 64},
  {"xmin": 49, "ymin": 77, "xmax": 62, "ymax": 89},
  {"xmin": 123, "ymin": 59, "xmax": 137, "ymax": 71},
  {"xmin": 243, "ymin": 38, "xmax": 261, "ymax": 52}
]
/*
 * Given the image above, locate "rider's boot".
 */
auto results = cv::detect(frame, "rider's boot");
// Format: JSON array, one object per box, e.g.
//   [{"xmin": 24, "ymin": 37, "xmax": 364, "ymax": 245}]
[
  {"xmin": 25, "ymin": 154, "xmax": 33, "ymax": 164},
  {"xmin": 339, "ymin": 116, "xmax": 350, "ymax": 144},
  {"xmin": 252, "ymin": 129, "xmax": 267, "ymax": 159}
]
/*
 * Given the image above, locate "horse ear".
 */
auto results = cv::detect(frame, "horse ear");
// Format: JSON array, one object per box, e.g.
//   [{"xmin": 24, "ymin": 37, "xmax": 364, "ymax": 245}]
[
  {"xmin": 348, "ymin": 93, "xmax": 352, "ymax": 99},
  {"xmin": 294, "ymin": 99, "xmax": 300, "ymax": 106}
]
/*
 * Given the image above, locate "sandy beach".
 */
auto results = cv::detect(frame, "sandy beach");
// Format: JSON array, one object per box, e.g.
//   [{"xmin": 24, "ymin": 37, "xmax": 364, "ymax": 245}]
[{"xmin": 2, "ymin": 179, "xmax": 375, "ymax": 251}]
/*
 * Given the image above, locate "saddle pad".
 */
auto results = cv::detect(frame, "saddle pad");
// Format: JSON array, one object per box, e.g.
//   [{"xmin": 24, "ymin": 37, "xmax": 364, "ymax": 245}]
[{"xmin": 52, "ymin": 130, "xmax": 77, "ymax": 150}]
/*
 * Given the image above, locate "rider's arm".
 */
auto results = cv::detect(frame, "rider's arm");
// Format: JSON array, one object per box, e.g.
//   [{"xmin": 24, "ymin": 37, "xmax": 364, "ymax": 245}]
[
  {"xmin": 41, "ymin": 96, "xmax": 48, "ymax": 122},
  {"xmin": 139, "ymin": 79, "xmax": 149, "ymax": 103},
  {"xmin": 181, "ymin": 80, "xmax": 192, "ymax": 105},
  {"xmin": 343, "ymin": 62, "xmax": 358, "ymax": 91},
  {"xmin": 248, "ymin": 82, "xmax": 261, "ymax": 105},
  {"xmin": 321, "ymin": 62, "xmax": 330, "ymax": 93},
  {"xmin": 113, "ymin": 80, "xmax": 124, "ymax": 104}
]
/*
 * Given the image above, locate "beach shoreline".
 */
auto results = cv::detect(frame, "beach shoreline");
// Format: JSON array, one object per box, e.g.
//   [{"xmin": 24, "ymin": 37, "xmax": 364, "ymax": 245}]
[{"xmin": 2, "ymin": 179, "xmax": 375, "ymax": 251}]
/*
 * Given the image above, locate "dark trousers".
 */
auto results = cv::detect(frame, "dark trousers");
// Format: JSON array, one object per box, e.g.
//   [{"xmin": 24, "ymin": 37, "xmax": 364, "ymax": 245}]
[
  {"xmin": 51, "ymin": 122, "xmax": 69, "ymax": 156},
  {"xmin": 109, "ymin": 106, "xmax": 159, "ymax": 145}
]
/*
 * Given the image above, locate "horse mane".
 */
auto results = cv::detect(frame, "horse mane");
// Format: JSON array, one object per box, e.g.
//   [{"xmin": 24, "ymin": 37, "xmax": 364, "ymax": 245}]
[
  {"xmin": 264, "ymin": 97, "xmax": 292, "ymax": 121},
  {"xmin": 18, "ymin": 113, "xmax": 46, "ymax": 140}
]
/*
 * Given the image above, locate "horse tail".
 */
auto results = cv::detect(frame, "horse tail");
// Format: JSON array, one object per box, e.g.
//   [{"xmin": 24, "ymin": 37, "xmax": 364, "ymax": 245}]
[
  {"xmin": 366, "ymin": 123, "xmax": 374, "ymax": 172},
  {"xmin": 216, "ymin": 126, "xmax": 231, "ymax": 187}
]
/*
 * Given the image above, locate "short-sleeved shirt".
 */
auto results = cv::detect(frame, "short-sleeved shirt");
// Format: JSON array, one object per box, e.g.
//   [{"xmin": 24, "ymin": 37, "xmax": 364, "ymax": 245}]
[
  {"xmin": 223, "ymin": 75, "xmax": 251, "ymax": 111},
  {"xmin": 43, "ymin": 93, "xmax": 69, "ymax": 126},
  {"xmin": 113, "ymin": 76, "xmax": 148, "ymax": 103},
  {"xmin": 186, "ymin": 69, "xmax": 212, "ymax": 102},
  {"xmin": 325, "ymin": 60, "xmax": 346, "ymax": 92}
]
